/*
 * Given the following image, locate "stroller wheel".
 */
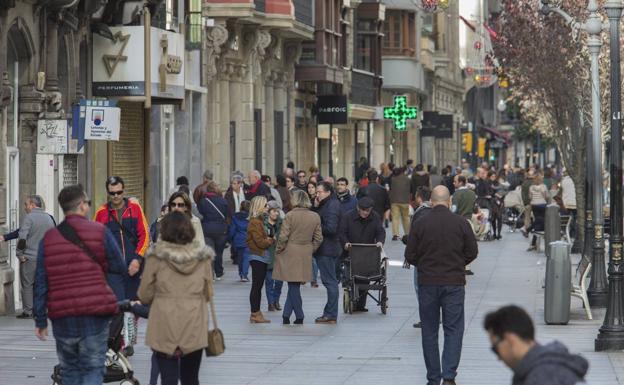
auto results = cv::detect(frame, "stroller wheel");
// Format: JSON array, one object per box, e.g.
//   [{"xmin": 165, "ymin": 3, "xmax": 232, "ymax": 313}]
[{"xmin": 119, "ymin": 380, "xmax": 135, "ymax": 385}]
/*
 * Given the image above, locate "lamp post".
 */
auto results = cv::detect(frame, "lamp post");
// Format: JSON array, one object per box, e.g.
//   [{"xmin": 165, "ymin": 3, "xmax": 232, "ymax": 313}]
[
  {"xmin": 539, "ymin": 0, "xmax": 608, "ymax": 308},
  {"xmin": 596, "ymin": 0, "xmax": 624, "ymax": 351}
]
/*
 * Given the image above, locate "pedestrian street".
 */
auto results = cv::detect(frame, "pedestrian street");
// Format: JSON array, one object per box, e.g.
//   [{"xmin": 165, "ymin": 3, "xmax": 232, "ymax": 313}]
[{"xmin": 1, "ymin": 230, "xmax": 623, "ymax": 385}]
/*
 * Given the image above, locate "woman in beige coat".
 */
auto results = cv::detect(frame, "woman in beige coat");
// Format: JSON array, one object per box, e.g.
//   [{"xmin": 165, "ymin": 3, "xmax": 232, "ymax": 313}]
[
  {"xmin": 273, "ymin": 190, "xmax": 323, "ymax": 324},
  {"xmin": 138, "ymin": 211, "xmax": 214, "ymax": 385}
]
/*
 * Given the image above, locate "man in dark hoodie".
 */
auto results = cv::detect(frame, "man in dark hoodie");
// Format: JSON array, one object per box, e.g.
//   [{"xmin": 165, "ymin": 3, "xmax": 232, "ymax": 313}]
[{"xmin": 484, "ymin": 305, "xmax": 588, "ymax": 385}]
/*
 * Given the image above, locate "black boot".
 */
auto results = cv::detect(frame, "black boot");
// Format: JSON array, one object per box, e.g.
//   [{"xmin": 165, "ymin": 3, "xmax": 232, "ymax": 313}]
[{"xmin": 283, "ymin": 317, "xmax": 290, "ymax": 325}]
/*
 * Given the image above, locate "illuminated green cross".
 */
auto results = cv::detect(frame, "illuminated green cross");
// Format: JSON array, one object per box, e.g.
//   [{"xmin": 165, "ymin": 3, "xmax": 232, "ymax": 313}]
[{"xmin": 384, "ymin": 95, "xmax": 418, "ymax": 131}]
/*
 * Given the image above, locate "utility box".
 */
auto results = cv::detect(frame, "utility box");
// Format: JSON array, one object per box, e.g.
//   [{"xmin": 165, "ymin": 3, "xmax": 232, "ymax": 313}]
[{"xmin": 545, "ymin": 241, "xmax": 571, "ymax": 325}]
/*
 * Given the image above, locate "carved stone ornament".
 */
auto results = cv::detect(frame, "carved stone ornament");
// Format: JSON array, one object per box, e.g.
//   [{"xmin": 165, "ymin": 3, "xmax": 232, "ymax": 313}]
[
  {"xmin": 246, "ymin": 29, "xmax": 272, "ymax": 79},
  {"xmin": 204, "ymin": 24, "xmax": 229, "ymax": 82}
]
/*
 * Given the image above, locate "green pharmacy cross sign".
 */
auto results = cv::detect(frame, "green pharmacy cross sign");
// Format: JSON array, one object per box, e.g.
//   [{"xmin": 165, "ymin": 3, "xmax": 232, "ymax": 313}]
[{"xmin": 384, "ymin": 95, "xmax": 418, "ymax": 131}]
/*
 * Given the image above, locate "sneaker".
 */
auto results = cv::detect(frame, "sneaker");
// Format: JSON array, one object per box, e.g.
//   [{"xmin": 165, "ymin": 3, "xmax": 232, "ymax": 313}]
[
  {"xmin": 16, "ymin": 312, "xmax": 32, "ymax": 319},
  {"xmin": 241, "ymin": 277, "xmax": 249, "ymax": 282},
  {"xmin": 314, "ymin": 316, "xmax": 337, "ymax": 324},
  {"xmin": 413, "ymin": 322, "xmax": 422, "ymax": 328},
  {"xmin": 215, "ymin": 276, "xmax": 222, "ymax": 281},
  {"xmin": 392, "ymin": 235, "xmax": 400, "ymax": 241},
  {"xmin": 311, "ymin": 282, "xmax": 319, "ymax": 288}
]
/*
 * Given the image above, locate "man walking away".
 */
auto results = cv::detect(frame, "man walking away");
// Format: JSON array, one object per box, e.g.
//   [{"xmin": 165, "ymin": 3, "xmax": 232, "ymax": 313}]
[
  {"xmin": 389, "ymin": 167, "xmax": 411, "ymax": 241},
  {"xmin": 313, "ymin": 182, "xmax": 342, "ymax": 324},
  {"xmin": 484, "ymin": 305, "xmax": 588, "ymax": 385},
  {"xmin": 34, "ymin": 185, "xmax": 126, "ymax": 385},
  {"xmin": 15, "ymin": 195, "xmax": 56, "ymax": 319},
  {"xmin": 410, "ymin": 164, "xmax": 430, "ymax": 202},
  {"xmin": 405, "ymin": 186, "xmax": 478, "ymax": 385},
  {"xmin": 356, "ymin": 170, "xmax": 390, "ymax": 225},
  {"xmin": 339, "ymin": 197, "xmax": 385, "ymax": 312}
]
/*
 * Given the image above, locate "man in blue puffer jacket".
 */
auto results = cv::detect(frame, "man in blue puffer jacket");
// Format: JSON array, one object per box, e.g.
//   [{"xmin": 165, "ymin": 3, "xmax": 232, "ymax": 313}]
[{"xmin": 312, "ymin": 181, "xmax": 342, "ymax": 324}]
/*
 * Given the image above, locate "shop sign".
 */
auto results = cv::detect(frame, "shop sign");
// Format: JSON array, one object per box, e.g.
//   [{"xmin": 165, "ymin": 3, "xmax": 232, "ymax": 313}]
[
  {"xmin": 316, "ymin": 95, "xmax": 348, "ymax": 124},
  {"xmin": 421, "ymin": 111, "xmax": 454, "ymax": 138}
]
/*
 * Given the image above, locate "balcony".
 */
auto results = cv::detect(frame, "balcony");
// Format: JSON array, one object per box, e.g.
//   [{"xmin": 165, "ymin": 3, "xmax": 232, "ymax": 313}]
[
  {"xmin": 382, "ymin": 57, "xmax": 425, "ymax": 93},
  {"xmin": 351, "ymin": 69, "xmax": 381, "ymax": 106}
]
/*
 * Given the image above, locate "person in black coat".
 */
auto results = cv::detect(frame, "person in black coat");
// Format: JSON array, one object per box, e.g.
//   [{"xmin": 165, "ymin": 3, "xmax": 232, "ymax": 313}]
[
  {"xmin": 404, "ymin": 186, "xmax": 478, "ymax": 385},
  {"xmin": 338, "ymin": 197, "xmax": 386, "ymax": 311},
  {"xmin": 312, "ymin": 181, "xmax": 342, "ymax": 324},
  {"xmin": 356, "ymin": 170, "xmax": 390, "ymax": 224}
]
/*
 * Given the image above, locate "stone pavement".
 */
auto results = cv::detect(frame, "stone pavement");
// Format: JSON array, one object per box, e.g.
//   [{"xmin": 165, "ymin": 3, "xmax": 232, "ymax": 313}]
[{"xmin": 1, "ymin": 228, "xmax": 623, "ymax": 385}]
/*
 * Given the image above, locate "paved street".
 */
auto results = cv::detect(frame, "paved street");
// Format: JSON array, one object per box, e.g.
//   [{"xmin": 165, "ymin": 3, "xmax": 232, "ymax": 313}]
[{"xmin": 1, "ymin": 229, "xmax": 623, "ymax": 385}]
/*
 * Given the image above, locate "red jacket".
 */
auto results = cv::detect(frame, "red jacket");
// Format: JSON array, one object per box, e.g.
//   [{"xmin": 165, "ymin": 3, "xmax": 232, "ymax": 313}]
[
  {"xmin": 42, "ymin": 216, "xmax": 119, "ymax": 320},
  {"xmin": 94, "ymin": 198, "xmax": 150, "ymax": 263}
]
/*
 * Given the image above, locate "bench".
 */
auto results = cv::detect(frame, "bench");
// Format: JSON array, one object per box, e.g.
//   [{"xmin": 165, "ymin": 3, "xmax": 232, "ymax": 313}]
[{"xmin": 571, "ymin": 258, "xmax": 592, "ymax": 320}]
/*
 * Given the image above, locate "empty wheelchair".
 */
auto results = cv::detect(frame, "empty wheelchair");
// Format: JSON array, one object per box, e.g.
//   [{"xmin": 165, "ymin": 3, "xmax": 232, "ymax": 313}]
[{"xmin": 341, "ymin": 243, "xmax": 389, "ymax": 315}]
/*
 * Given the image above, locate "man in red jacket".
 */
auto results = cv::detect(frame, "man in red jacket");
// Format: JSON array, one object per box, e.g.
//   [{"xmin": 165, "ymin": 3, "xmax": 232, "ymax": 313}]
[
  {"xmin": 94, "ymin": 176, "xmax": 150, "ymax": 300},
  {"xmin": 34, "ymin": 185, "xmax": 126, "ymax": 385}
]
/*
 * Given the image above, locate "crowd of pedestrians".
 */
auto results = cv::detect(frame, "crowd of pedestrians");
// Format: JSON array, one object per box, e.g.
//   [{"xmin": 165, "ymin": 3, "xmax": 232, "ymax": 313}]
[{"xmin": 0, "ymin": 155, "xmax": 589, "ymax": 385}]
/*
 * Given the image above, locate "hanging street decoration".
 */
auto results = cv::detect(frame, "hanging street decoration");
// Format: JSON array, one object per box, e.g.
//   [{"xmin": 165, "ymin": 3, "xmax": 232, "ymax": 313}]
[
  {"xmin": 384, "ymin": 95, "xmax": 418, "ymax": 131},
  {"xmin": 421, "ymin": 0, "xmax": 449, "ymax": 13}
]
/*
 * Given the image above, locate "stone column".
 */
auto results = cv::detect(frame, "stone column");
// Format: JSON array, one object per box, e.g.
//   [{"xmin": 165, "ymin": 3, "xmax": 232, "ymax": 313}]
[
  {"xmin": 45, "ymin": 14, "xmax": 60, "ymax": 93},
  {"xmin": 264, "ymin": 71, "xmax": 275, "ymax": 175}
]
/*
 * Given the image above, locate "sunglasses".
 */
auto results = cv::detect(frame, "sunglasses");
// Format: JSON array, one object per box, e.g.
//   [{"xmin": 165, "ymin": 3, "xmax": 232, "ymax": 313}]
[
  {"xmin": 108, "ymin": 190, "xmax": 124, "ymax": 196},
  {"xmin": 171, "ymin": 202, "xmax": 187, "ymax": 208}
]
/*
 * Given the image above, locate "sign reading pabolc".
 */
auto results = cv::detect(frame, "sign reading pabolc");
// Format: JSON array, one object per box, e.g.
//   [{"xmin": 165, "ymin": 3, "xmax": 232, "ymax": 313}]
[{"xmin": 316, "ymin": 95, "xmax": 348, "ymax": 124}]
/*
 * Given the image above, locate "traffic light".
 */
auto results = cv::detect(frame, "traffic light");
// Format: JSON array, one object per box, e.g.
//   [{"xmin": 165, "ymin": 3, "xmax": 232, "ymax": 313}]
[
  {"xmin": 478, "ymin": 138, "xmax": 487, "ymax": 158},
  {"xmin": 462, "ymin": 133, "xmax": 472, "ymax": 153}
]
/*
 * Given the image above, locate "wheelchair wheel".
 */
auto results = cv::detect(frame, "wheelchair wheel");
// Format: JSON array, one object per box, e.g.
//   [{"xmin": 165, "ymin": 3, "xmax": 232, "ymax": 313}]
[
  {"xmin": 343, "ymin": 289, "xmax": 353, "ymax": 314},
  {"xmin": 380, "ymin": 287, "xmax": 388, "ymax": 315}
]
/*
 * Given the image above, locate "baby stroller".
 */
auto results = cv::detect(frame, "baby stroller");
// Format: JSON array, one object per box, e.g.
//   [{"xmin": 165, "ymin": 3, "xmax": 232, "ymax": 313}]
[
  {"xmin": 51, "ymin": 304, "xmax": 140, "ymax": 385},
  {"xmin": 471, "ymin": 207, "xmax": 494, "ymax": 241},
  {"xmin": 341, "ymin": 244, "xmax": 389, "ymax": 314}
]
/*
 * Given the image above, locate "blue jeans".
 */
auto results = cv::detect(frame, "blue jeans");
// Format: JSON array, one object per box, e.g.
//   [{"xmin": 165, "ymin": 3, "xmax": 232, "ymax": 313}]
[
  {"xmin": 283, "ymin": 282, "xmax": 304, "ymax": 320},
  {"xmin": 265, "ymin": 269, "xmax": 283, "ymax": 305},
  {"xmin": 315, "ymin": 255, "xmax": 339, "ymax": 319},
  {"xmin": 419, "ymin": 285, "xmax": 465, "ymax": 385},
  {"xmin": 54, "ymin": 321, "xmax": 110, "ymax": 385},
  {"xmin": 205, "ymin": 234, "xmax": 227, "ymax": 277},
  {"xmin": 237, "ymin": 247, "xmax": 250, "ymax": 279}
]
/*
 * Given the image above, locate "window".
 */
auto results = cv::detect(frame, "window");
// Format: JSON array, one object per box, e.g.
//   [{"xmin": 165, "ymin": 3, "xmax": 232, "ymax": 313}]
[
  {"xmin": 383, "ymin": 10, "xmax": 416, "ymax": 56},
  {"xmin": 186, "ymin": 0, "xmax": 202, "ymax": 50},
  {"xmin": 165, "ymin": 0, "xmax": 179, "ymax": 31},
  {"xmin": 355, "ymin": 19, "xmax": 375, "ymax": 72}
]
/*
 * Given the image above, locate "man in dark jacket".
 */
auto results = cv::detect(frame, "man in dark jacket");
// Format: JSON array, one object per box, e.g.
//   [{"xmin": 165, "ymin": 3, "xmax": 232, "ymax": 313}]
[
  {"xmin": 338, "ymin": 197, "xmax": 385, "ymax": 311},
  {"xmin": 405, "ymin": 186, "xmax": 478, "ymax": 385},
  {"xmin": 336, "ymin": 177, "xmax": 357, "ymax": 215},
  {"xmin": 410, "ymin": 164, "xmax": 430, "ymax": 201},
  {"xmin": 246, "ymin": 170, "xmax": 272, "ymax": 200},
  {"xmin": 484, "ymin": 305, "xmax": 588, "ymax": 385},
  {"xmin": 313, "ymin": 181, "xmax": 342, "ymax": 324},
  {"xmin": 34, "ymin": 185, "xmax": 126, "ymax": 385},
  {"xmin": 356, "ymin": 170, "xmax": 390, "ymax": 224}
]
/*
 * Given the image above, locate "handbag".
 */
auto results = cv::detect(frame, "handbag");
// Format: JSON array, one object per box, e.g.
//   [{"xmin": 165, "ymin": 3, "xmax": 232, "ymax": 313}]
[{"xmin": 205, "ymin": 299, "xmax": 225, "ymax": 356}]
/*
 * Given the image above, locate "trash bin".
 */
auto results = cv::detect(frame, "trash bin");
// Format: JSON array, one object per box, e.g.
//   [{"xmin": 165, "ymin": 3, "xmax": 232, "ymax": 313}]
[
  {"xmin": 544, "ymin": 241, "xmax": 571, "ymax": 325},
  {"xmin": 544, "ymin": 204, "xmax": 561, "ymax": 257}
]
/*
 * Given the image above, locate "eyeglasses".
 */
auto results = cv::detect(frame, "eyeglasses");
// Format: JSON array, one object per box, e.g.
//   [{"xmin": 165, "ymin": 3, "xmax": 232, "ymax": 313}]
[
  {"xmin": 108, "ymin": 190, "xmax": 124, "ymax": 196},
  {"xmin": 171, "ymin": 202, "xmax": 187, "ymax": 208}
]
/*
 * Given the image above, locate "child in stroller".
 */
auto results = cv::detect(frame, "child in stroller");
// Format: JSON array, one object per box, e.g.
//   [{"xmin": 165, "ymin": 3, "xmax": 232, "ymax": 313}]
[{"xmin": 51, "ymin": 302, "xmax": 141, "ymax": 385}]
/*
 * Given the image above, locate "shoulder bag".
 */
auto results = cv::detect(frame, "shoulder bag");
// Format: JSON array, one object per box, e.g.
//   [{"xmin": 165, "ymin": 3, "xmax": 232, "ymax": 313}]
[{"xmin": 205, "ymin": 299, "xmax": 225, "ymax": 356}]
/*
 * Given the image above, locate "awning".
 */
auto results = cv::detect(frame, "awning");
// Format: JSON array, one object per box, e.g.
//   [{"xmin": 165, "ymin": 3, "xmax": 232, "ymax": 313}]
[{"xmin": 482, "ymin": 125, "xmax": 511, "ymax": 145}]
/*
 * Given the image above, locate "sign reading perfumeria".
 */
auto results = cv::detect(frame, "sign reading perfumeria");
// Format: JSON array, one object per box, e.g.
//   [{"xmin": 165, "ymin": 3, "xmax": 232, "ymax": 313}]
[
  {"xmin": 316, "ymin": 95, "xmax": 348, "ymax": 124},
  {"xmin": 92, "ymin": 26, "xmax": 185, "ymax": 99}
]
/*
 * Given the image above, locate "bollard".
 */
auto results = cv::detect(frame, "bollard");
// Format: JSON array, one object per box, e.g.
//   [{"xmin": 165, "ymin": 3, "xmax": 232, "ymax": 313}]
[
  {"xmin": 544, "ymin": 204, "xmax": 561, "ymax": 257},
  {"xmin": 544, "ymin": 241, "xmax": 571, "ymax": 325},
  {"xmin": 0, "ymin": 225, "xmax": 15, "ymax": 315}
]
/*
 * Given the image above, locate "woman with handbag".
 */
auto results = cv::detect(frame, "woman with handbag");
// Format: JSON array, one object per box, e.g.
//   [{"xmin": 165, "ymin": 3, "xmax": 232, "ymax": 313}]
[
  {"xmin": 138, "ymin": 212, "xmax": 215, "ymax": 385},
  {"xmin": 247, "ymin": 196, "xmax": 274, "ymax": 323},
  {"xmin": 198, "ymin": 181, "xmax": 230, "ymax": 280}
]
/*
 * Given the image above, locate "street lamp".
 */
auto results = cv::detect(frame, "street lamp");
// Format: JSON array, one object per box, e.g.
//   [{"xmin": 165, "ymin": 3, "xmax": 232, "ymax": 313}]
[
  {"xmin": 596, "ymin": 0, "xmax": 624, "ymax": 352},
  {"xmin": 539, "ymin": 0, "xmax": 608, "ymax": 308}
]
